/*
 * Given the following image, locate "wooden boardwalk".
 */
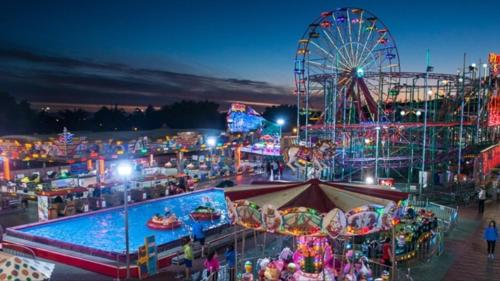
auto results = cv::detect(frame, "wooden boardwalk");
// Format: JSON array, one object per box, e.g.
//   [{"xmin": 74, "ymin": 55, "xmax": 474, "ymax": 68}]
[{"xmin": 442, "ymin": 201, "xmax": 500, "ymax": 281}]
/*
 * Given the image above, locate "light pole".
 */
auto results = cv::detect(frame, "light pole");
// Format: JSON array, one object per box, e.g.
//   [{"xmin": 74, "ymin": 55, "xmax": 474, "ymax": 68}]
[
  {"xmin": 206, "ymin": 136, "xmax": 217, "ymax": 175},
  {"xmin": 117, "ymin": 162, "xmax": 133, "ymax": 280},
  {"xmin": 375, "ymin": 126, "xmax": 381, "ymax": 182},
  {"xmin": 421, "ymin": 49, "xmax": 432, "ymax": 198},
  {"xmin": 276, "ymin": 119, "xmax": 285, "ymax": 180},
  {"xmin": 476, "ymin": 62, "xmax": 486, "ymax": 143},
  {"xmin": 277, "ymin": 118, "xmax": 285, "ymax": 145}
]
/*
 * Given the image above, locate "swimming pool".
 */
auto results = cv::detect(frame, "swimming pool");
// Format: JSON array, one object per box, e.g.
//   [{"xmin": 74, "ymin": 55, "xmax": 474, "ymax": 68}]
[{"xmin": 9, "ymin": 189, "xmax": 228, "ymax": 259}]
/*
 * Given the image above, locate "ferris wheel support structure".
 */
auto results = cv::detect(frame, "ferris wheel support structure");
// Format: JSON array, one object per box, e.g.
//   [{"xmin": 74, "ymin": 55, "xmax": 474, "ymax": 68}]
[{"xmin": 293, "ymin": 7, "xmax": 496, "ymax": 184}]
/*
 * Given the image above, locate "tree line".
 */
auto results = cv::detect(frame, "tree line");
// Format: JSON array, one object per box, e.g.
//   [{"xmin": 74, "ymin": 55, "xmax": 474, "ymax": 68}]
[{"xmin": 0, "ymin": 92, "xmax": 297, "ymax": 135}]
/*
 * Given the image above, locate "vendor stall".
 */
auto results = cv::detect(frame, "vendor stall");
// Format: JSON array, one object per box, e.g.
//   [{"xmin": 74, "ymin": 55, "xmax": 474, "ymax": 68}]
[{"xmin": 36, "ymin": 187, "xmax": 89, "ymax": 220}]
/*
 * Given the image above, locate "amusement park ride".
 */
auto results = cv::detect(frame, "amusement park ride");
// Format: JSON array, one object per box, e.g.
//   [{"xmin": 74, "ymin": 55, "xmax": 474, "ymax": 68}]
[{"xmin": 292, "ymin": 7, "xmax": 500, "ymax": 186}]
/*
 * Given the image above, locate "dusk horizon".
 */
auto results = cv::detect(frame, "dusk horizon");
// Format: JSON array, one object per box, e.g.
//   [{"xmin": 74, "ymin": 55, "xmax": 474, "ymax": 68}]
[{"xmin": 2, "ymin": 0, "xmax": 499, "ymax": 110}]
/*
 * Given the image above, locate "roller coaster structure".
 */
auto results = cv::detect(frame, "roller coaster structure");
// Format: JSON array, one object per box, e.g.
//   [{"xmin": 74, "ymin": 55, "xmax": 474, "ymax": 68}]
[{"xmin": 293, "ymin": 7, "xmax": 500, "ymax": 186}]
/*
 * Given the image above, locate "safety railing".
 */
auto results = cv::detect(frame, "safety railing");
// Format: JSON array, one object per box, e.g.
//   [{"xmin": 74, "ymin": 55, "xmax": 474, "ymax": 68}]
[
  {"xmin": 2, "ymin": 242, "xmax": 37, "ymax": 259},
  {"xmin": 407, "ymin": 200, "xmax": 458, "ymax": 233}
]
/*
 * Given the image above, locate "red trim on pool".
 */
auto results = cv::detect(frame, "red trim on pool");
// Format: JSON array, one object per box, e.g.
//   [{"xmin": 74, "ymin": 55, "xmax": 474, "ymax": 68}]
[
  {"xmin": 7, "ymin": 188, "xmax": 226, "ymax": 261},
  {"xmin": 3, "ymin": 242, "xmax": 175, "ymax": 278}
]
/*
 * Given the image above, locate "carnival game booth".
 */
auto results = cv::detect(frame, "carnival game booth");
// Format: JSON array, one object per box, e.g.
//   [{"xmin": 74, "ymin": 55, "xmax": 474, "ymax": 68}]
[
  {"xmin": 224, "ymin": 179, "xmax": 409, "ymax": 281},
  {"xmin": 129, "ymin": 174, "xmax": 170, "ymax": 189},
  {"xmin": 36, "ymin": 187, "xmax": 89, "ymax": 220}
]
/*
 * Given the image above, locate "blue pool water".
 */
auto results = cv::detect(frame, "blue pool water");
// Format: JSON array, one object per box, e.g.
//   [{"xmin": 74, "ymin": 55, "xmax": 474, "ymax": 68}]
[{"xmin": 19, "ymin": 189, "xmax": 228, "ymax": 253}]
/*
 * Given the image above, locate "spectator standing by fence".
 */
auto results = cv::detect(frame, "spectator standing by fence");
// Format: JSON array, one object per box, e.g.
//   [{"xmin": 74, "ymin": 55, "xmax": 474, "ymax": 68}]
[
  {"xmin": 381, "ymin": 237, "xmax": 393, "ymax": 267},
  {"xmin": 182, "ymin": 237, "xmax": 193, "ymax": 280},
  {"xmin": 192, "ymin": 220, "xmax": 206, "ymax": 257},
  {"xmin": 271, "ymin": 161, "xmax": 279, "ymax": 180},
  {"xmin": 225, "ymin": 245, "xmax": 236, "ymax": 281},
  {"xmin": 266, "ymin": 162, "xmax": 271, "ymax": 178},
  {"xmin": 204, "ymin": 251, "xmax": 220, "ymax": 281},
  {"xmin": 278, "ymin": 161, "xmax": 284, "ymax": 180}
]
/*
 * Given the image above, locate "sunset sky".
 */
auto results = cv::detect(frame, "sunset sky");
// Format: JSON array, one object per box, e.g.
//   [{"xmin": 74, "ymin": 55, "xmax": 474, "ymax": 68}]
[{"xmin": 1, "ymin": 0, "xmax": 498, "ymax": 111}]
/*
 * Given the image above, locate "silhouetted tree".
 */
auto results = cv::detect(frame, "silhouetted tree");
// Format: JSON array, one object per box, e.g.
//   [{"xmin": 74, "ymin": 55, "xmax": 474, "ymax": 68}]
[
  {"xmin": 91, "ymin": 105, "xmax": 129, "ymax": 131},
  {"xmin": 34, "ymin": 110, "xmax": 60, "ymax": 133},
  {"xmin": 144, "ymin": 105, "xmax": 162, "ymax": 129},
  {"xmin": 58, "ymin": 109, "xmax": 90, "ymax": 131},
  {"xmin": 0, "ymin": 92, "xmax": 36, "ymax": 134},
  {"xmin": 0, "ymin": 92, "xmax": 300, "ymax": 135},
  {"xmin": 160, "ymin": 100, "xmax": 224, "ymax": 129},
  {"xmin": 128, "ymin": 108, "xmax": 145, "ymax": 130}
]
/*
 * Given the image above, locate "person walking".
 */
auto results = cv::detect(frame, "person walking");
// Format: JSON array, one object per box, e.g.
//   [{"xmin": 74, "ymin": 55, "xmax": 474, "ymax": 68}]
[
  {"xmin": 478, "ymin": 186, "xmax": 486, "ymax": 214},
  {"xmin": 484, "ymin": 220, "xmax": 498, "ymax": 259}
]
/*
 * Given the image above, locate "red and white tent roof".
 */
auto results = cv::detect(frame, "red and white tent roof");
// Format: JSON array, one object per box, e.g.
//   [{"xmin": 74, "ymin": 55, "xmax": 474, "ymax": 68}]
[{"xmin": 224, "ymin": 179, "xmax": 408, "ymax": 213}]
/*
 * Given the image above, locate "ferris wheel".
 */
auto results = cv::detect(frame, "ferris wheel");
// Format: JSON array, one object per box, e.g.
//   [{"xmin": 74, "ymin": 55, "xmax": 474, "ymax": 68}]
[{"xmin": 295, "ymin": 7, "xmax": 400, "ymax": 127}]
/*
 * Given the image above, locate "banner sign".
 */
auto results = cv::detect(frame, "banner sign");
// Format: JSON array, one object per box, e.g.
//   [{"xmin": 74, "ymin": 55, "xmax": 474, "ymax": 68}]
[
  {"xmin": 489, "ymin": 53, "xmax": 500, "ymax": 76},
  {"xmin": 227, "ymin": 103, "xmax": 265, "ymax": 133},
  {"xmin": 487, "ymin": 96, "xmax": 500, "ymax": 126},
  {"xmin": 137, "ymin": 246, "xmax": 148, "ymax": 279},
  {"xmin": 37, "ymin": 196, "xmax": 49, "ymax": 221},
  {"xmin": 138, "ymin": 235, "xmax": 158, "ymax": 279},
  {"xmin": 51, "ymin": 178, "xmax": 77, "ymax": 188}
]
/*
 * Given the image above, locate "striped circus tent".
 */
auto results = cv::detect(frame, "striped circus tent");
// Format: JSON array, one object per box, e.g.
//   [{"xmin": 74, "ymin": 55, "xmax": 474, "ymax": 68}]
[
  {"xmin": 224, "ymin": 179, "xmax": 409, "ymax": 237},
  {"xmin": 224, "ymin": 179, "xmax": 407, "ymax": 213}
]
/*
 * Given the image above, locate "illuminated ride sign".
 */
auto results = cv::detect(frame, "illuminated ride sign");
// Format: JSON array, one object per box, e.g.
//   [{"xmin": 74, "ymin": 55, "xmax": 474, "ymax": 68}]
[
  {"xmin": 487, "ymin": 96, "xmax": 500, "ymax": 127},
  {"xmin": 226, "ymin": 103, "xmax": 265, "ymax": 133},
  {"xmin": 489, "ymin": 53, "xmax": 500, "ymax": 76}
]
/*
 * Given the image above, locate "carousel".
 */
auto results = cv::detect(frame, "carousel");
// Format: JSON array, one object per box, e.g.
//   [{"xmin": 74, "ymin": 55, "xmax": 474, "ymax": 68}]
[{"xmin": 224, "ymin": 179, "xmax": 408, "ymax": 281}]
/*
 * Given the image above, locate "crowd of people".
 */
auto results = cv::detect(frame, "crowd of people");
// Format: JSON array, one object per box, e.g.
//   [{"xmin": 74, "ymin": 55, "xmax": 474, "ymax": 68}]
[
  {"xmin": 181, "ymin": 234, "xmax": 236, "ymax": 281},
  {"xmin": 264, "ymin": 160, "xmax": 285, "ymax": 181},
  {"xmin": 166, "ymin": 177, "xmax": 191, "ymax": 195}
]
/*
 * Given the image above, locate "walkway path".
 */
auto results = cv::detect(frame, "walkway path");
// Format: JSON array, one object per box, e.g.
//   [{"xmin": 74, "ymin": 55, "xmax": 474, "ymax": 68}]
[{"xmin": 407, "ymin": 199, "xmax": 500, "ymax": 281}]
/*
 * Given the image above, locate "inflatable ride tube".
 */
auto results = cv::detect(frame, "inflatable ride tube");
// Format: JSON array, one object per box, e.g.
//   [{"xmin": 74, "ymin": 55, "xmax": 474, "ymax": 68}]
[
  {"xmin": 191, "ymin": 211, "xmax": 221, "ymax": 221},
  {"xmin": 146, "ymin": 219, "xmax": 182, "ymax": 230}
]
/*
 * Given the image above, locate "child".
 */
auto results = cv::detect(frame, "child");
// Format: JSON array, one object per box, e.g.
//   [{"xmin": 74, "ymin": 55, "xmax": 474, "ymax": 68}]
[
  {"xmin": 164, "ymin": 207, "xmax": 171, "ymax": 217},
  {"xmin": 183, "ymin": 237, "xmax": 193, "ymax": 280},
  {"xmin": 242, "ymin": 261, "xmax": 254, "ymax": 281},
  {"xmin": 204, "ymin": 251, "xmax": 220, "ymax": 281},
  {"xmin": 280, "ymin": 262, "xmax": 296, "ymax": 281}
]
